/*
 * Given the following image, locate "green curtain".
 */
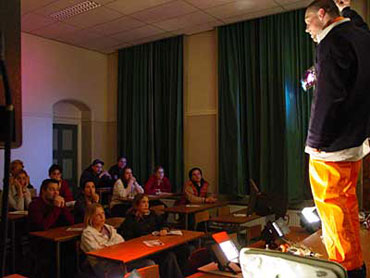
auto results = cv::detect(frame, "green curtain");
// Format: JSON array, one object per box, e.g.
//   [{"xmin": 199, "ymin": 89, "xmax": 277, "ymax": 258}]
[
  {"xmin": 117, "ymin": 36, "xmax": 183, "ymax": 192},
  {"xmin": 218, "ymin": 9, "xmax": 314, "ymax": 204}
]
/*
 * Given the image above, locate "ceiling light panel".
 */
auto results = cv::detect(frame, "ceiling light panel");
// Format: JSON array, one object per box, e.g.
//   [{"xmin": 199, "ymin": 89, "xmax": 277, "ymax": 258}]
[{"xmin": 50, "ymin": 0, "xmax": 101, "ymax": 21}]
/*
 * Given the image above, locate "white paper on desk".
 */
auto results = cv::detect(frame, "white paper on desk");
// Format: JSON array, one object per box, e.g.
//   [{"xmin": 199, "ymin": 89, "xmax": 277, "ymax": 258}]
[
  {"xmin": 143, "ymin": 240, "xmax": 164, "ymax": 247},
  {"xmin": 168, "ymin": 230, "xmax": 183, "ymax": 236},
  {"xmin": 9, "ymin": 211, "xmax": 28, "ymax": 215},
  {"xmin": 66, "ymin": 227, "xmax": 84, "ymax": 232},
  {"xmin": 233, "ymin": 214, "xmax": 247, "ymax": 217},
  {"xmin": 152, "ymin": 230, "xmax": 183, "ymax": 236},
  {"xmin": 186, "ymin": 204, "xmax": 201, "ymax": 208},
  {"xmin": 66, "ymin": 201, "xmax": 76, "ymax": 208}
]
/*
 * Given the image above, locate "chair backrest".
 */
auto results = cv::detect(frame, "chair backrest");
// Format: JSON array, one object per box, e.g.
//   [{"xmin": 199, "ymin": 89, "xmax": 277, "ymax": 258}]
[
  {"xmin": 151, "ymin": 205, "xmax": 165, "ymax": 215},
  {"xmin": 194, "ymin": 210, "xmax": 210, "ymax": 231},
  {"xmin": 218, "ymin": 206, "xmax": 230, "ymax": 216},
  {"xmin": 184, "ymin": 248, "xmax": 213, "ymax": 276},
  {"xmin": 105, "ymin": 217, "xmax": 125, "ymax": 229},
  {"xmin": 124, "ymin": 264, "xmax": 160, "ymax": 278},
  {"xmin": 245, "ymin": 224, "xmax": 262, "ymax": 245},
  {"xmin": 195, "ymin": 210, "xmax": 210, "ymax": 224}
]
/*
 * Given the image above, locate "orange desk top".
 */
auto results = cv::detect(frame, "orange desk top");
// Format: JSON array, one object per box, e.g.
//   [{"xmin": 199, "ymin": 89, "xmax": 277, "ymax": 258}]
[
  {"xmin": 87, "ymin": 230, "xmax": 204, "ymax": 263},
  {"xmin": 164, "ymin": 201, "xmax": 229, "ymax": 214},
  {"xmin": 29, "ymin": 223, "xmax": 84, "ymax": 242},
  {"xmin": 210, "ymin": 212, "xmax": 260, "ymax": 224},
  {"xmin": 8, "ymin": 212, "xmax": 28, "ymax": 221}
]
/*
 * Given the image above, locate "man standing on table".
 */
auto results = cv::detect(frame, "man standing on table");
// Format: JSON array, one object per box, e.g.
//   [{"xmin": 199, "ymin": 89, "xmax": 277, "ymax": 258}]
[{"xmin": 304, "ymin": 0, "xmax": 370, "ymax": 277}]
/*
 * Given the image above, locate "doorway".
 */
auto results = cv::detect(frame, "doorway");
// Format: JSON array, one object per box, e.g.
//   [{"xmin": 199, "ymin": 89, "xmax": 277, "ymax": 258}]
[{"xmin": 53, "ymin": 123, "xmax": 78, "ymax": 187}]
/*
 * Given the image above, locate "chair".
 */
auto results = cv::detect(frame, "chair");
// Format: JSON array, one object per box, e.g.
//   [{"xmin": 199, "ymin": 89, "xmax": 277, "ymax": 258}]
[
  {"xmin": 75, "ymin": 240, "xmax": 98, "ymax": 278},
  {"xmin": 194, "ymin": 210, "xmax": 210, "ymax": 232},
  {"xmin": 245, "ymin": 224, "xmax": 262, "ymax": 245},
  {"xmin": 183, "ymin": 248, "xmax": 213, "ymax": 276},
  {"xmin": 124, "ymin": 264, "xmax": 160, "ymax": 278},
  {"xmin": 217, "ymin": 206, "xmax": 231, "ymax": 216},
  {"xmin": 209, "ymin": 206, "xmax": 239, "ymax": 233},
  {"xmin": 151, "ymin": 205, "xmax": 165, "ymax": 216},
  {"xmin": 106, "ymin": 217, "xmax": 125, "ymax": 229}
]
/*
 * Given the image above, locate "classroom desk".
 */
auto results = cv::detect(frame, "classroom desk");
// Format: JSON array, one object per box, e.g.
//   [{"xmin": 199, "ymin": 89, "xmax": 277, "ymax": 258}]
[
  {"xmin": 163, "ymin": 201, "xmax": 229, "ymax": 230},
  {"xmin": 29, "ymin": 223, "xmax": 84, "ymax": 278},
  {"xmin": 210, "ymin": 212, "xmax": 260, "ymax": 225},
  {"xmin": 87, "ymin": 230, "xmax": 204, "ymax": 263},
  {"xmin": 118, "ymin": 193, "xmax": 182, "ymax": 203},
  {"xmin": 8, "ymin": 212, "xmax": 28, "ymax": 273}
]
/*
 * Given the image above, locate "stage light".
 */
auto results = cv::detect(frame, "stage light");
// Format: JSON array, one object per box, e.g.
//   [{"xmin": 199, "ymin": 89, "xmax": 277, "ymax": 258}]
[
  {"xmin": 302, "ymin": 207, "xmax": 320, "ymax": 223},
  {"xmin": 300, "ymin": 207, "xmax": 321, "ymax": 233}
]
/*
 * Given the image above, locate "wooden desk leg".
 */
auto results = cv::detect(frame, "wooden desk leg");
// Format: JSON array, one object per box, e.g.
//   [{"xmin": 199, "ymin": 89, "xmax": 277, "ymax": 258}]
[
  {"xmin": 11, "ymin": 220, "xmax": 16, "ymax": 273},
  {"xmin": 56, "ymin": 242, "xmax": 61, "ymax": 278}
]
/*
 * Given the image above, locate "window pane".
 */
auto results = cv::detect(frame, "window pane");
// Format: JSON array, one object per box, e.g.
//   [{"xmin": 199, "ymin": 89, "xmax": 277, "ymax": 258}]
[
  {"xmin": 62, "ymin": 129, "xmax": 73, "ymax": 151},
  {"xmin": 63, "ymin": 158, "xmax": 73, "ymax": 180},
  {"xmin": 53, "ymin": 128, "xmax": 58, "ymax": 151}
]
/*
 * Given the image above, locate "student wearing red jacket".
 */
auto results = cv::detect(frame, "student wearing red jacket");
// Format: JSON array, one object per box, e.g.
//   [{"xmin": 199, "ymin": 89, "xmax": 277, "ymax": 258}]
[
  {"xmin": 144, "ymin": 166, "xmax": 172, "ymax": 195},
  {"xmin": 28, "ymin": 179, "xmax": 75, "ymax": 277},
  {"xmin": 28, "ymin": 179, "xmax": 74, "ymax": 231}
]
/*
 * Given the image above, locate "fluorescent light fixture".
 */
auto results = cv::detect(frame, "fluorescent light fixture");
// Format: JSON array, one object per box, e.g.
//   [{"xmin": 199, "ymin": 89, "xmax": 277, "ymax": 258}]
[
  {"xmin": 302, "ymin": 207, "xmax": 320, "ymax": 223},
  {"xmin": 50, "ymin": 1, "xmax": 101, "ymax": 21}
]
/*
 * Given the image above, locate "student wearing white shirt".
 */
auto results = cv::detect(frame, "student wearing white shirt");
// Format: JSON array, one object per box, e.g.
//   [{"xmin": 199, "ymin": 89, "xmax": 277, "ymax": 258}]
[
  {"xmin": 110, "ymin": 166, "xmax": 144, "ymax": 217},
  {"xmin": 81, "ymin": 203, "xmax": 153, "ymax": 278}
]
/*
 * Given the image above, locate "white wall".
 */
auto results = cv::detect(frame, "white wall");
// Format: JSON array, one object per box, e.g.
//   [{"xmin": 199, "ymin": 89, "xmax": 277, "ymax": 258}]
[{"xmin": 0, "ymin": 33, "xmax": 117, "ymax": 191}]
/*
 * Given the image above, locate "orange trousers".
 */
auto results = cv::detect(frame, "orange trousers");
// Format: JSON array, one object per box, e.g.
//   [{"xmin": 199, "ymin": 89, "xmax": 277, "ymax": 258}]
[{"xmin": 309, "ymin": 158, "xmax": 363, "ymax": 271}]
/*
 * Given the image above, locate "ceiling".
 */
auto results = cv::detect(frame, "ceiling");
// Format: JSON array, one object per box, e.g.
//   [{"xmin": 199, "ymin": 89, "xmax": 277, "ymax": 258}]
[{"xmin": 21, "ymin": 0, "xmax": 311, "ymax": 54}]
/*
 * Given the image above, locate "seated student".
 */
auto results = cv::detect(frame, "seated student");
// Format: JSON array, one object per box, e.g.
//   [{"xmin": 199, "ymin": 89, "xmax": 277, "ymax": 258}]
[
  {"xmin": 74, "ymin": 180, "xmax": 100, "ymax": 223},
  {"xmin": 9, "ymin": 169, "xmax": 32, "ymax": 211},
  {"xmin": 80, "ymin": 159, "xmax": 113, "ymax": 188},
  {"xmin": 28, "ymin": 179, "xmax": 75, "ymax": 277},
  {"xmin": 119, "ymin": 194, "xmax": 190, "ymax": 278},
  {"xmin": 10, "ymin": 159, "xmax": 24, "ymax": 178},
  {"xmin": 48, "ymin": 164, "xmax": 74, "ymax": 202},
  {"xmin": 144, "ymin": 166, "xmax": 172, "ymax": 195},
  {"xmin": 28, "ymin": 179, "xmax": 74, "ymax": 231},
  {"xmin": 180, "ymin": 167, "xmax": 217, "ymax": 204},
  {"xmin": 10, "ymin": 159, "xmax": 35, "ymax": 189},
  {"xmin": 81, "ymin": 203, "xmax": 154, "ymax": 278},
  {"xmin": 110, "ymin": 166, "xmax": 144, "ymax": 217},
  {"xmin": 108, "ymin": 156, "xmax": 127, "ymax": 182}
]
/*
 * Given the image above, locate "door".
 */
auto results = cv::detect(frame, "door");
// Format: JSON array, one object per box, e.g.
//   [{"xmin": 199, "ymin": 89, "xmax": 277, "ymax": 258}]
[{"xmin": 53, "ymin": 124, "xmax": 78, "ymax": 187}]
